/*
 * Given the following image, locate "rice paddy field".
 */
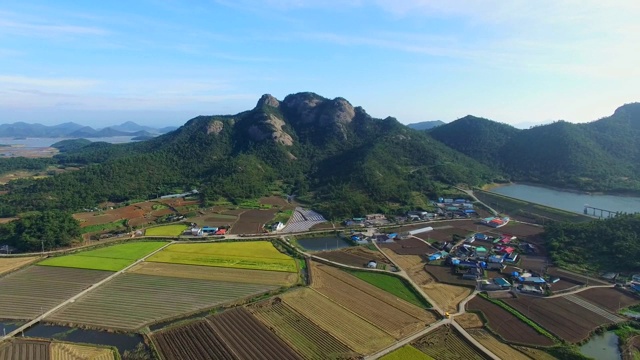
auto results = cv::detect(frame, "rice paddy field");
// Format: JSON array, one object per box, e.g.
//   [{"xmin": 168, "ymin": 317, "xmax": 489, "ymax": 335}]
[
  {"xmin": 0, "ymin": 266, "xmax": 112, "ymax": 320},
  {"xmin": 46, "ymin": 273, "xmax": 277, "ymax": 330},
  {"xmin": 144, "ymin": 224, "xmax": 188, "ymax": 236},
  {"xmin": 0, "ymin": 338, "xmax": 116, "ymax": 360},
  {"xmin": 38, "ymin": 241, "xmax": 168, "ymax": 271},
  {"xmin": 380, "ymin": 345, "xmax": 435, "ymax": 360},
  {"xmin": 147, "ymin": 241, "xmax": 298, "ymax": 272},
  {"xmin": 0, "ymin": 256, "xmax": 40, "ymax": 276}
]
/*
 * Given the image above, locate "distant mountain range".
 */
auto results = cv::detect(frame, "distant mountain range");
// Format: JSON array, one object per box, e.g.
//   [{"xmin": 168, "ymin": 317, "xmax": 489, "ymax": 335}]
[
  {"xmin": 0, "ymin": 121, "xmax": 178, "ymax": 138},
  {"xmin": 406, "ymin": 120, "xmax": 445, "ymax": 130}
]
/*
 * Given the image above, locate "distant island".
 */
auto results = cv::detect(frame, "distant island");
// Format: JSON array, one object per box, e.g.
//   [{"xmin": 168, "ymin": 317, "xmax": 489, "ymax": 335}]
[{"xmin": 0, "ymin": 121, "xmax": 178, "ymax": 139}]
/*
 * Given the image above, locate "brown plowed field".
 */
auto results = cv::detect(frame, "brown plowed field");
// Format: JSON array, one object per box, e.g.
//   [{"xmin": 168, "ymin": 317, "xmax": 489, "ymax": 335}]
[
  {"xmin": 160, "ymin": 198, "xmax": 200, "ymax": 207},
  {"xmin": 282, "ymin": 288, "xmax": 394, "ymax": 354},
  {"xmin": 0, "ymin": 339, "xmax": 50, "ymax": 360},
  {"xmin": 310, "ymin": 262, "xmax": 435, "ymax": 338},
  {"xmin": 0, "ymin": 266, "xmax": 111, "ymax": 320},
  {"xmin": 250, "ymin": 299, "xmax": 357, "ymax": 360},
  {"xmin": 499, "ymin": 223, "xmax": 544, "ymax": 238},
  {"xmin": 550, "ymin": 279, "xmax": 580, "ymax": 292},
  {"xmin": 467, "ymin": 329, "xmax": 533, "ymax": 360},
  {"xmin": 259, "ymin": 196, "xmax": 291, "ymax": 207},
  {"xmin": 503, "ymin": 296, "xmax": 614, "ymax": 343},
  {"xmin": 416, "ymin": 226, "xmax": 469, "ymax": 242},
  {"xmin": 317, "ymin": 246, "xmax": 390, "ymax": 268},
  {"xmin": 413, "ymin": 325, "xmax": 487, "ymax": 360},
  {"xmin": 229, "ymin": 209, "xmax": 277, "ymax": 234},
  {"xmin": 576, "ymin": 287, "xmax": 640, "ymax": 312},
  {"xmin": 152, "ymin": 320, "xmax": 236, "ymax": 360},
  {"xmin": 207, "ymin": 307, "xmax": 301, "ymax": 360},
  {"xmin": 380, "ymin": 238, "xmax": 432, "ymax": 255},
  {"xmin": 0, "ymin": 256, "xmax": 40, "ymax": 276},
  {"xmin": 381, "ymin": 249, "xmax": 471, "ymax": 313},
  {"xmin": 546, "ymin": 267, "xmax": 608, "ymax": 286},
  {"xmin": 128, "ymin": 262, "xmax": 297, "ymax": 287},
  {"xmin": 466, "ymin": 296, "xmax": 554, "ymax": 346},
  {"xmin": 424, "ymin": 264, "xmax": 476, "ymax": 286}
]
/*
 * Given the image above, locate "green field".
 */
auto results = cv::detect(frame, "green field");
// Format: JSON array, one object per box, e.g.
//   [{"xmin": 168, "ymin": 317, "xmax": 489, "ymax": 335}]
[
  {"xmin": 145, "ymin": 224, "xmax": 188, "ymax": 236},
  {"xmin": 381, "ymin": 345, "xmax": 434, "ymax": 360},
  {"xmin": 147, "ymin": 241, "xmax": 298, "ymax": 273},
  {"xmin": 347, "ymin": 270, "xmax": 431, "ymax": 308},
  {"xmin": 38, "ymin": 241, "xmax": 167, "ymax": 271},
  {"xmin": 80, "ymin": 219, "xmax": 126, "ymax": 234}
]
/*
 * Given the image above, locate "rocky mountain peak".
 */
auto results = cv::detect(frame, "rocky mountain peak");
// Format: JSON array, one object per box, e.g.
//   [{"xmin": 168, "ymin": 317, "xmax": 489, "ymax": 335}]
[{"xmin": 256, "ymin": 94, "xmax": 280, "ymax": 108}]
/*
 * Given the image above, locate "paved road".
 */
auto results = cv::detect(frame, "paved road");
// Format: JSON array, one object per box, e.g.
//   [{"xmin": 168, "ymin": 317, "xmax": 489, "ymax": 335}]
[
  {"xmin": 1, "ymin": 241, "xmax": 174, "ymax": 342},
  {"xmin": 457, "ymin": 187, "xmax": 498, "ymax": 216}
]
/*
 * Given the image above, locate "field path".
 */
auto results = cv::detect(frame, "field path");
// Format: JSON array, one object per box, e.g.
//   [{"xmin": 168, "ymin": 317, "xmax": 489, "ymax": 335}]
[{"xmin": 1, "ymin": 241, "xmax": 174, "ymax": 341}]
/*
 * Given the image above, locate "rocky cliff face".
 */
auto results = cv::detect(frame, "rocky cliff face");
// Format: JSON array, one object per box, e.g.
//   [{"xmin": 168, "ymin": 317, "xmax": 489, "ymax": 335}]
[{"xmin": 246, "ymin": 113, "xmax": 293, "ymax": 146}]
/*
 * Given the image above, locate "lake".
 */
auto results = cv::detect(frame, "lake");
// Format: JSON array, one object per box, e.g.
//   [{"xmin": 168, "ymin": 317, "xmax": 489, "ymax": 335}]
[
  {"xmin": 0, "ymin": 136, "xmax": 138, "ymax": 148},
  {"xmin": 580, "ymin": 331, "xmax": 621, "ymax": 360},
  {"xmin": 490, "ymin": 184, "xmax": 640, "ymax": 215},
  {"xmin": 297, "ymin": 236, "xmax": 351, "ymax": 251}
]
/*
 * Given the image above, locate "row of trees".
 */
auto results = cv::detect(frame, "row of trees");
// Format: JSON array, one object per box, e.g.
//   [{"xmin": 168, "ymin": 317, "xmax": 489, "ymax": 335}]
[{"xmin": 0, "ymin": 211, "xmax": 80, "ymax": 252}]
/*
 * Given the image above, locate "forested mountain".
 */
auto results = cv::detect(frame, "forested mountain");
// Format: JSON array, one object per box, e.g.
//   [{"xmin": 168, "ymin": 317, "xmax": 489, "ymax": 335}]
[
  {"xmin": 428, "ymin": 104, "xmax": 640, "ymax": 192},
  {"xmin": 0, "ymin": 121, "xmax": 174, "ymax": 138},
  {"xmin": 0, "ymin": 92, "xmax": 498, "ymax": 219},
  {"xmin": 406, "ymin": 120, "xmax": 445, "ymax": 131}
]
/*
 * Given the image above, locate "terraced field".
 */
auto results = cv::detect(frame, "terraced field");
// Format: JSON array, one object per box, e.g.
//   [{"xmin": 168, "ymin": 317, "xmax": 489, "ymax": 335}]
[
  {"xmin": 47, "ymin": 273, "xmax": 276, "ymax": 330},
  {"xmin": 0, "ymin": 339, "xmax": 50, "ymax": 360},
  {"xmin": 38, "ymin": 241, "xmax": 167, "ymax": 271},
  {"xmin": 0, "ymin": 256, "xmax": 39, "ymax": 276},
  {"xmin": 282, "ymin": 288, "xmax": 395, "ymax": 354},
  {"xmin": 250, "ymin": 299, "xmax": 356, "ymax": 360},
  {"xmin": 128, "ymin": 262, "xmax": 298, "ymax": 286},
  {"xmin": 147, "ymin": 241, "xmax": 297, "ymax": 272},
  {"xmin": 0, "ymin": 266, "xmax": 111, "ymax": 320},
  {"xmin": 310, "ymin": 262, "xmax": 436, "ymax": 339},
  {"xmin": 51, "ymin": 342, "xmax": 115, "ymax": 360},
  {"xmin": 207, "ymin": 308, "xmax": 301, "ymax": 360},
  {"xmin": 152, "ymin": 320, "xmax": 236, "ymax": 360}
]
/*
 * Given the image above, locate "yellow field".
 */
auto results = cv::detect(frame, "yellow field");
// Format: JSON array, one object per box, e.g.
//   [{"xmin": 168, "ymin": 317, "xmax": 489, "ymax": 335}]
[
  {"xmin": 146, "ymin": 241, "xmax": 298, "ymax": 272},
  {"xmin": 382, "ymin": 248, "xmax": 471, "ymax": 313},
  {"xmin": 144, "ymin": 224, "xmax": 188, "ymax": 236},
  {"xmin": 455, "ymin": 313, "xmax": 484, "ymax": 329},
  {"xmin": 282, "ymin": 288, "xmax": 395, "ymax": 355},
  {"xmin": 51, "ymin": 342, "xmax": 115, "ymax": 360},
  {"xmin": 129, "ymin": 262, "xmax": 298, "ymax": 286},
  {"xmin": 467, "ymin": 329, "xmax": 532, "ymax": 360},
  {"xmin": 0, "ymin": 257, "xmax": 40, "ymax": 275}
]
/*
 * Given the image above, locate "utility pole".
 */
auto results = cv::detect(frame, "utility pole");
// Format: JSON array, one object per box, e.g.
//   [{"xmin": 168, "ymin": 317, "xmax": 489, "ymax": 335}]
[{"xmin": 41, "ymin": 240, "xmax": 44, "ymax": 255}]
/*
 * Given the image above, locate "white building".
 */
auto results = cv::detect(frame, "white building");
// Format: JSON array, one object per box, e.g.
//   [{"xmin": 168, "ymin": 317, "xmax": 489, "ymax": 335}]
[{"xmin": 272, "ymin": 222, "xmax": 285, "ymax": 231}]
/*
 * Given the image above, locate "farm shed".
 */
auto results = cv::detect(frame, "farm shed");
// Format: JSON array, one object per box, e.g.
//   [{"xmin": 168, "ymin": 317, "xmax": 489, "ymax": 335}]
[
  {"xmin": 408, "ymin": 227, "xmax": 433, "ymax": 236},
  {"xmin": 475, "ymin": 233, "xmax": 488, "ymax": 241},
  {"xmin": 521, "ymin": 276, "xmax": 546, "ymax": 284},
  {"xmin": 494, "ymin": 278, "xmax": 511, "ymax": 288},
  {"xmin": 202, "ymin": 226, "xmax": 218, "ymax": 233},
  {"xmin": 428, "ymin": 253, "xmax": 442, "ymax": 261},
  {"xmin": 367, "ymin": 261, "xmax": 377, "ymax": 268}
]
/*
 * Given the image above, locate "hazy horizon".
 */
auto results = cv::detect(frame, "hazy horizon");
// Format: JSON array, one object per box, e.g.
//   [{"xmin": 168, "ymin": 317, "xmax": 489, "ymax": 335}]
[{"xmin": 1, "ymin": 1, "xmax": 638, "ymax": 128}]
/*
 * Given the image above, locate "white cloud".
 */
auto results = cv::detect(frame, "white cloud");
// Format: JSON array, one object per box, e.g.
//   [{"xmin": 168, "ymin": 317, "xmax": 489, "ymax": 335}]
[{"xmin": 0, "ymin": 75, "xmax": 99, "ymax": 90}]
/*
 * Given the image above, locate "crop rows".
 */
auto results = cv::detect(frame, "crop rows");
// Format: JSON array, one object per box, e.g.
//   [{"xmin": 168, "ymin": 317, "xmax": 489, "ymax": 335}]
[
  {"xmin": 0, "ymin": 266, "xmax": 111, "ymax": 320},
  {"xmin": 250, "ymin": 300, "xmax": 356, "ymax": 360},
  {"xmin": 282, "ymin": 288, "xmax": 394, "ymax": 354},
  {"xmin": 413, "ymin": 325, "xmax": 487, "ymax": 360},
  {"xmin": 0, "ymin": 339, "xmax": 50, "ymax": 360},
  {"xmin": 47, "ymin": 273, "xmax": 276, "ymax": 330},
  {"xmin": 152, "ymin": 320, "xmax": 236, "ymax": 360},
  {"xmin": 310, "ymin": 262, "xmax": 434, "ymax": 339},
  {"xmin": 207, "ymin": 308, "xmax": 301, "ymax": 360},
  {"xmin": 51, "ymin": 342, "xmax": 114, "ymax": 360}
]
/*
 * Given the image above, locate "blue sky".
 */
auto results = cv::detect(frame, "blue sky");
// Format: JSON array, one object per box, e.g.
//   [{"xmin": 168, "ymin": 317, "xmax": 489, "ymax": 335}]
[{"xmin": 0, "ymin": 1, "xmax": 638, "ymax": 128}]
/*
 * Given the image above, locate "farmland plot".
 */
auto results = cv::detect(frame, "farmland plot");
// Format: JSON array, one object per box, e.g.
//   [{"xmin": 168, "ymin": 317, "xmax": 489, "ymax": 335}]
[
  {"xmin": 503, "ymin": 296, "xmax": 616, "ymax": 343},
  {"xmin": 207, "ymin": 307, "xmax": 301, "ymax": 360},
  {"xmin": 311, "ymin": 262, "xmax": 435, "ymax": 338},
  {"xmin": 467, "ymin": 329, "xmax": 533, "ymax": 360},
  {"xmin": 282, "ymin": 288, "xmax": 395, "ymax": 354},
  {"xmin": 147, "ymin": 241, "xmax": 297, "ymax": 272},
  {"xmin": 379, "ymin": 238, "xmax": 432, "ymax": 255},
  {"xmin": 144, "ymin": 224, "xmax": 187, "ymax": 236},
  {"xmin": 576, "ymin": 287, "xmax": 640, "ymax": 312},
  {"xmin": 466, "ymin": 297, "xmax": 554, "ymax": 346},
  {"xmin": 380, "ymin": 345, "xmax": 434, "ymax": 360},
  {"xmin": 250, "ymin": 300, "xmax": 356, "ymax": 360},
  {"xmin": 229, "ymin": 209, "xmax": 277, "ymax": 234},
  {"xmin": 47, "ymin": 273, "xmax": 276, "ymax": 331},
  {"xmin": 51, "ymin": 342, "xmax": 115, "ymax": 360},
  {"xmin": 38, "ymin": 241, "xmax": 167, "ymax": 272},
  {"xmin": 413, "ymin": 325, "xmax": 487, "ymax": 360},
  {"xmin": 0, "ymin": 339, "xmax": 50, "ymax": 360},
  {"xmin": 128, "ymin": 262, "xmax": 298, "ymax": 286},
  {"xmin": 382, "ymin": 248, "xmax": 471, "ymax": 313},
  {"xmin": 0, "ymin": 266, "xmax": 111, "ymax": 320},
  {"xmin": 152, "ymin": 320, "xmax": 236, "ymax": 360},
  {"xmin": 0, "ymin": 256, "xmax": 39, "ymax": 276},
  {"xmin": 317, "ymin": 246, "xmax": 390, "ymax": 268}
]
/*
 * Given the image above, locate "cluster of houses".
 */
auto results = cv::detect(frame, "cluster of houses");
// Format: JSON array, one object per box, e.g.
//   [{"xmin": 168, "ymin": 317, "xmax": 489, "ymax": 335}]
[
  {"xmin": 187, "ymin": 226, "xmax": 227, "ymax": 236},
  {"xmin": 481, "ymin": 216, "xmax": 511, "ymax": 228}
]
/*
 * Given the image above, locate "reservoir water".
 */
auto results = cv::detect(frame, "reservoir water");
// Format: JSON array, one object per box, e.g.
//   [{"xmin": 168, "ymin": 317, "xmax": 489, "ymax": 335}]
[
  {"xmin": 24, "ymin": 324, "xmax": 144, "ymax": 355},
  {"xmin": 297, "ymin": 236, "xmax": 351, "ymax": 251},
  {"xmin": 490, "ymin": 184, "xmax": 640, "ymax": 215},
  {"xmin": 580, "ymin": 331, "xmax": 621, "ymax": 360}
]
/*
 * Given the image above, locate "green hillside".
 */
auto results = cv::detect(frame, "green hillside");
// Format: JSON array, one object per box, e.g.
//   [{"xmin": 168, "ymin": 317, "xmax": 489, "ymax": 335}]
[
  {"xmin": 0, "ymin": 92, "xmax": 497, "ymax": 222},
  {"xmin": 428, "ymin": 103, "xmax": 640, "ymax": 193}
]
